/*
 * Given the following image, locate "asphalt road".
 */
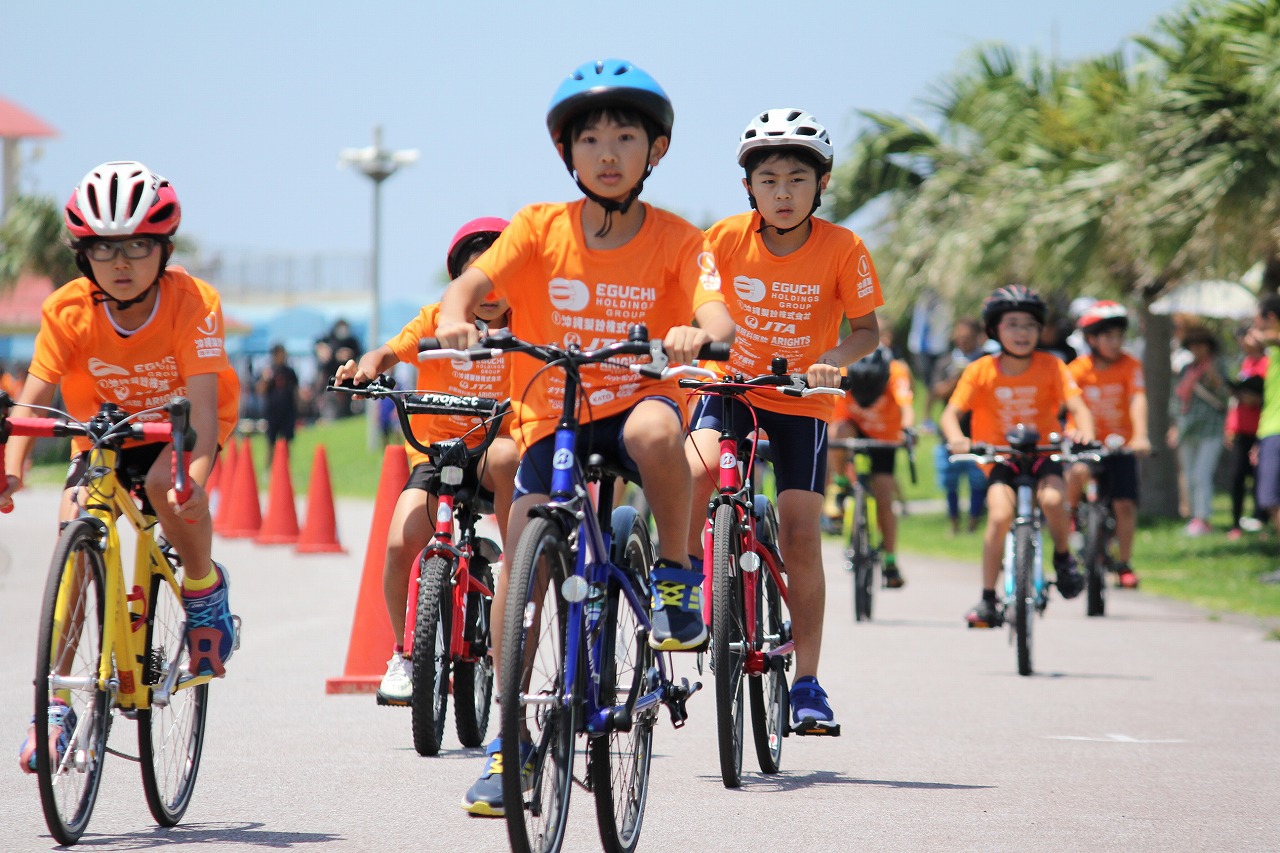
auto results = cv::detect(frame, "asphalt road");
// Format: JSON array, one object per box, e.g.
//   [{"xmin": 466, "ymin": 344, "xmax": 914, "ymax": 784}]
[{"xmin": 1, "ymin": 486, "xmax": 1277, "ymax": 852}]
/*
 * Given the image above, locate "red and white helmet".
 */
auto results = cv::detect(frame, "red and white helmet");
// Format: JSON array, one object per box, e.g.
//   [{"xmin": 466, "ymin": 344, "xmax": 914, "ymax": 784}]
[
  {"xmin": 736, "ymin": 109, "xmax": 834, "ymax": 171},
  {"xmin": 64, "ymin": 161, "xmax": 181, "ymax": 239},
  {"xmin": 1077, "ymin": 300, "xmax": 1129, "ymax": 334}
]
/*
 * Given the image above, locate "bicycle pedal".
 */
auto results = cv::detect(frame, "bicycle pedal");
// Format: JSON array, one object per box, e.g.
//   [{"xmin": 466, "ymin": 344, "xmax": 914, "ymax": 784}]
[
  {"xmin": 230, "ymin": 615, "xmax": 243, "ymax": 653},
  {"xmin": 375, "ymin": 693, "xmax": 410, "ymax": 707},
  {"xmin": 789, "ymin": 720, "xmax": 841, "ymax": 737}
]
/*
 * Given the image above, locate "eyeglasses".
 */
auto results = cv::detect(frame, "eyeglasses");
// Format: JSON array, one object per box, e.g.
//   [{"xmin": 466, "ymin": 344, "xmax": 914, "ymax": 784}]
[{"xmin": 84, "ymin": 238, "xmax": 159, "ymax": 263}]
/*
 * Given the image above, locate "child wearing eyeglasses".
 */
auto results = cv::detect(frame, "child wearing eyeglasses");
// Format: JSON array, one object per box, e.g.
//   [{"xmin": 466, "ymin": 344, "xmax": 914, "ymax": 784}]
[{"xmin": 5, "ymin": 161, "xmax": 240, "ymax": 773}]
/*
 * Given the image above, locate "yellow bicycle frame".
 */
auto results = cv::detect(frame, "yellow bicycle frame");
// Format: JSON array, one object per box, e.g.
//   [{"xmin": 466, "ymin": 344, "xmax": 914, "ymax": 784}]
[{"xmin": 51, "ymin": 443, "xmax": 212, "ymax": 713}]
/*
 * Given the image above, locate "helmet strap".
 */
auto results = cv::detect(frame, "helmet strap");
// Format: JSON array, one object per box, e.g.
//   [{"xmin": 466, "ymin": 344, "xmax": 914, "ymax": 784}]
[
  {"xmin": 563, "ymin": 142, "xmax": 651, "ymax": 238},
  {"xmin": 80, "ymin": 242, "xmax": 171, "ymax": 310}
]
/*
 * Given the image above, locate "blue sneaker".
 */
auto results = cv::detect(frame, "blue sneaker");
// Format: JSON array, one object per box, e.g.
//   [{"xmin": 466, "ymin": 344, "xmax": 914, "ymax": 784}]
[
  {"xmin": 461, "ymin": 738, "xmax": 535, "ymax": 817},
  {"xmin": 183, "ymin": 563, "xmax": 238, "ymax": 678},
  {"xmin": 19, "ymin": 698, "xmax": 76, "ymax": 773},
  {"xmin": 790, "ymin": 676, "xmax": 840, "ymax": 736},
  {"xmin": 649, "ymin": 561, "xmax": 708, "ymax": 652}
]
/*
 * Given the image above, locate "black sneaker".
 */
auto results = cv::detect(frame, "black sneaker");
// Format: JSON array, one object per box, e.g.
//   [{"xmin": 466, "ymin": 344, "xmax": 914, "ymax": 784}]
[
  {"xmin": 648, "ymin": 561, "xmax": 708, "ymax": 651},
  {"xmin": 1053, "ymin": 551, "xmax": 1085, "ymax": 599},
  {"xmin": 965, "ymin": 598, "xmax": 1003, "ymax": 628},
  {"xmin": 882, "ymin": 563, "xmax": 905, "ymax": 589}
]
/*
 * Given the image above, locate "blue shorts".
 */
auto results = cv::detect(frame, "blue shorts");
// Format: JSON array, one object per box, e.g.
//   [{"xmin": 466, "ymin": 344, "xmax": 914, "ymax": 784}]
[
  {"xmin": 689, "ymin": 396, "xmax": 828, "ymax": 494},
  {"xmin": 1256, "ymin": 434, "xmax": 1280, "ymax": 510},
  {"xmin": 513, "ymin": 398, "xmax": 683, "ymax": 500}
]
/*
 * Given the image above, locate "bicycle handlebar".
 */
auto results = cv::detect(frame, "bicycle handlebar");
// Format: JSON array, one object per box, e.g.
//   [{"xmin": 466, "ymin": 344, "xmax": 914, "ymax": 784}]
[
  {"xmin": 0, "ymin": 392, "xmax": 196, "ymax": 513},
  {"xmin": 327, "ymin": 376, "xmax": 510, "ymax": 461},
  {"xmin": 828, "ymin": 436, "xmax": 919, "ymax": 485},
  {"xmin": 419, "ymin": 328, "xmax": 731, "ymax": 373},
  {"xmin": 678, "ymin": 370, "xmax": 850, "ymax": 398}
]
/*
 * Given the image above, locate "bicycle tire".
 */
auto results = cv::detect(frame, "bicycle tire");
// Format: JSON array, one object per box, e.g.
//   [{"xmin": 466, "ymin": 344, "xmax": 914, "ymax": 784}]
[
  {"xmin": 1014, "ymin": 524, "xmax": 1035, "ymax": 676},
  {"xmin": 453, "ymin": 557, "xmax": 494, "ymax": 749},
  {"xmin": 501, "ymin": 516, "xmax": 576, "ymax": 853},
  {"xmin": 748, "ymin": 556, "xmax": 788, "ymax": 772},
  {"xmin": 34, "ymin": 519, "xmax": 111, "ymax": 845},
  {"xmin": 852, "ymin": 492, "xmax": 874, "ymax": 622},
  {"xmin": 411, "ymin": 555, "xmax": 453, "ymax": 756},
  {"xmin": 590, "ymin": 506, "xmax": 655, "ymax": 853},
  {"xmin": 711, "ymin": 502, "xmax": 746, "ymax": 788},
  {"xmin": 1082, "ymin": 505, "xmax": 1107, "ymax": 617},
  {"xmin": 139, "ymin": 561, "xmax": 208, "ymax": 826}
]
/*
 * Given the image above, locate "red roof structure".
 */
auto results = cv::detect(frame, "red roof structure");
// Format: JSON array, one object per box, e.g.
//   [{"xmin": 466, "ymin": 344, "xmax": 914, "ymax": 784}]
[
  {"xmin": 0, "ymin": 97, "xmax": 56, "ymax": 139},
  {"xmin": 0, "ymin": 274, "xmax": 54, "ymax": 333}
]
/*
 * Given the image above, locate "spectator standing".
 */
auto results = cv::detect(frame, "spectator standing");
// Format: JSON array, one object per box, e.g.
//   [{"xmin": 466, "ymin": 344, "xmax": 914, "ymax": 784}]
[
  {"xmin": 929, "ymin": 317, "xmax": 989, "ymax": 534},
  {"xmin": 1167, "ymin": 326, "xmax": 1230, "ymax": 536},
  {"xmin": 316, "ymin": 319, "xmax": 361, "ymax": 418},
  {"xmin": 909, "ymin": 287, "xmax": 952, "ymax": 429},
  {"xmin": 1225, "ymin": 329, "xmax": 1268, "ymax": 540},
  {"xmin": 257, "ymin": 343, "xmax": 300, "ymax": 449}
]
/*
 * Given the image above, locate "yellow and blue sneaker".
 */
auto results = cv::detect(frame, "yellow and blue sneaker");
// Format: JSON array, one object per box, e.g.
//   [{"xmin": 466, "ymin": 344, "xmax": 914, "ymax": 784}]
[
  {"xmin": 462, "ymin": 738, "xmax": 535, "ymax": 817},
  {"xmin": 649, "ymin": 560, "xmax": 707, "ymax": 652}
]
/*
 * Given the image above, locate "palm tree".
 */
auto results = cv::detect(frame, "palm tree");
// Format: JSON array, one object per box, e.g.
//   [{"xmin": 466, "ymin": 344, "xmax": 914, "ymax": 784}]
[{"xmin": 0, "ymin": 195, "xmax": 78, "ymax": 291}]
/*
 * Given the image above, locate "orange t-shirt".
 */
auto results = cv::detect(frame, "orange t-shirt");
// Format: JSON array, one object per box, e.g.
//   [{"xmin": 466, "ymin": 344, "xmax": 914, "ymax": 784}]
[
  {"xmin": 833, "ymin": 359, "xmax": 913, "ymax": 441},
  {"xmin": 1067, "ymin": 352, "xmax": 1143, "ymax": 442},
  {"xmin": 385, "ymin": 303, "xmax": 513, "ymax": 469},
  {"xmin": 471, "ymin": 200, "xmax": 725, "ymax": 450},
  {"xmin": 949, "ymin": 352, "xmax": 1081, "ymax": 447},
  {"xmin": 28, "ymin": 269, "xmax": 240, "ymax": 453},
  {"xmin": 694, "ymin": 213, "xmax": 883, "ymax": 420}
]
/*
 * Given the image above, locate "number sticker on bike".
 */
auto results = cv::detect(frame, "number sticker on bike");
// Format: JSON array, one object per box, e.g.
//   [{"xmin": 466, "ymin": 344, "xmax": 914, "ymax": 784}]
[{"xmin": 436, "ymin": 504, "xmax": 452, "ymax": 524}]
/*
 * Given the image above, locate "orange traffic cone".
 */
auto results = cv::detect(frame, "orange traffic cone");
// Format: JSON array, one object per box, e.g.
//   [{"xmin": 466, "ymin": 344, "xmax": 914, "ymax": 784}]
[
  {"xmin": 325, "ymin": 445, "xmax": 409, "ymax": 693},
  {"xmin": 296, "ymin": 444, "xmax": 345, "ymax": 554},
  {"xmin": 220, "ymin": 437, "xmax": 262, "ymax": 539},
  {"xmin": 212, "ymin": 437, "xmax": 238, "ymax": 535},
  {"xmin": 256, "ymin": 439, "xmax": 300, "ymax": 545}
]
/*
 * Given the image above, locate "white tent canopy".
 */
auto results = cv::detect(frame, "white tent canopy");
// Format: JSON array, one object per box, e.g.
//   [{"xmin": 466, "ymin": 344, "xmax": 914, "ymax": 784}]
[{"xmin": 1149, "ymin": 279, "xmax": 1258, "ymax": 320}]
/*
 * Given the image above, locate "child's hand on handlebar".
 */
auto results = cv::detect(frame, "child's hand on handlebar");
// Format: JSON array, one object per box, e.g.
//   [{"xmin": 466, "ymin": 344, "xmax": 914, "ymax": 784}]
[
  {"xmin": 947, "ymin": 437, "xmax": 972, "ymax": 454},
  {"xmin": 805, "ymin": 359, "xmax": 841, "ymax": 390},
  {"xmin": 662, "ymin": 325, "xmax": 712, "ymax": 366},
  {"xmin": 435, "ymin": 320, "xmax": 480, "ymax": 351}
]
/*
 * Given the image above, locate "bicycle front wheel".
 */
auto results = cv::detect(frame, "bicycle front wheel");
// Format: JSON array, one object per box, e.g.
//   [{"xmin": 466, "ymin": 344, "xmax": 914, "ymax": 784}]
[
  {"xmin": 411, "ymin": 554, "xmax": 452, "ymax": 756},
  {"xmin": 139, "ymin": 563, "xmax": 208, "ymax": 826},
  {"xmin": 501, "ymin": 517, "xmax": 576, "ymax": 853},
  {"xmin": 852, "ymin": 494, "xmax": 874, "ymax": 621},
  {"xmin": 453, "ymin": 556, "xmax": 494, "ymax": 749},
  {"xmin": 710, "ymin": 503, "xmax": 746, "ymax": 788},
  {"xmin": 34, "ymin": 518, "xmax": 111, "ymax": 845},
  {"xmin": 1014, "ymin": 525, "xmax": 1036, "ymax": 676},
  {"xmin": 590, "ymin": 506, "xmax": 656, "ymax": 853},
  {"xmin": 748, "ymin": 528, "xmax": 789, "ymax": 772},
  {"xmin": 1080, "ymin": 505, "xmax": 1107, "ymax": 617}
]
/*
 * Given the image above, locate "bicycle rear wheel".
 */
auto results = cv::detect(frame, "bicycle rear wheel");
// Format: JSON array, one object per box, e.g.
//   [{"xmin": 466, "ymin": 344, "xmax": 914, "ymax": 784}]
[
  {"xmin": 139, "ymin": 561, "xmax": 208, "ymax": 826},
  {"xmin": 590, "ymin": 506, "xmax": 656, "ymax": 853},
  {"xmin": 1080, "ymin": 504, "xmax": 1108, "ymax": 617},
  {"xmin": 748, "ymin": 549, "xmax": 789, "ymax": 771},
  {"xmin": 34, "ymin": 519, "xmax": 111, "ymax": 845},
  {"xmin": 411, "ymin": 555, "xmax": 452, "ymax": 756},
  {"xmin": 501, "ymin": 517, "xmax": 576, "ymax": 853},
  {"xmin": 710, "ymin": 502, "xmax": 746, "ymax": 788},
  {"xmin": 453, "ymin": 556, "xmax": 494, "ymax": 749},
  {"xmin": 1014, "ymin": 525, "xmax": 1036, "ymax": 676}
]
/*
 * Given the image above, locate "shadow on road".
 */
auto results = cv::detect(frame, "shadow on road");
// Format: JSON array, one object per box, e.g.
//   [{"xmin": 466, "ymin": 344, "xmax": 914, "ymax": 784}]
[
  {"xmin": 985, "ymin": 670, "xmax": 1153, "ymax": 681},
  {"xmin": 70, "ymin": 822, "xmax": 342, "ymax": 850},
  {"xmin": 712, "ymin": 769, "xmax": 994, "ymax": 794}
]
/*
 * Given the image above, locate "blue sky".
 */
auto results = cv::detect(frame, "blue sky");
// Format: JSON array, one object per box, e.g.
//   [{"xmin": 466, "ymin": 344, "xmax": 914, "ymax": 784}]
[{"xmin": 3, "ymin": 0, "xmax": 1179, "ymax": 339}]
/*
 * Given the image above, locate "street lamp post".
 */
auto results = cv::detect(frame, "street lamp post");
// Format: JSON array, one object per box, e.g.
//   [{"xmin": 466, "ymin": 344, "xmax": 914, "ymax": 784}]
[{"xmin": 339, "ymin": 126, "xmax": 418, "ymax": 449}]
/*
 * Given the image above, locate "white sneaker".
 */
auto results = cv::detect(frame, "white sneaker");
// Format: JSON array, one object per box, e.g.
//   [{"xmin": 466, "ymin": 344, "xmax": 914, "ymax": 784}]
[{"xmin": 376, "ymin": 653, "xmax": 413, "ymax": 705}]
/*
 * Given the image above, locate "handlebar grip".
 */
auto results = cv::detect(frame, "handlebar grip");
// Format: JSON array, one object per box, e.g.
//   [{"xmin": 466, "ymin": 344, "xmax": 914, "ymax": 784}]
[
  {"xmin": 839, "ymin": 374, "xmax": 854, "ymax": 392},
  {"xmin": 418, "ymin": 337, "xmax": 440, "ymax": 352},
  {"xmin": 168, "ymin": 398, "xmax": 193, "ymax": 505},
  {"xmin": 697, "ymin": 342, "xmax": 731, "ymax": 361}
]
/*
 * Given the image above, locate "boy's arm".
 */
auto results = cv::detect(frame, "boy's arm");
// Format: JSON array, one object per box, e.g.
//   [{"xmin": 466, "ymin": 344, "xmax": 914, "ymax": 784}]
[
  {"xmin": 169, "ymin": 373, "xmax": 219, "ymax": 516},
  {"xmin": 939, "ymin": 403, "xmax": 968, "ymax": 453},
  {"xmin": 1129, "ymin": 390, "xmax": 1151, "ymax": 454},
  {"xmin": 808, "ymin": 311, "xmax": 879, "ymax": 389},
  {"xmin": 436, "ymin": 268, "xmax": 495, "ymax": 349},
  {"xmin": 0, "ymin": 375, "xmax": 58, "ymax": 509},
  {"xmin": 1064, "ymin": 394, "xmax": 1096, "ymax": 444}
]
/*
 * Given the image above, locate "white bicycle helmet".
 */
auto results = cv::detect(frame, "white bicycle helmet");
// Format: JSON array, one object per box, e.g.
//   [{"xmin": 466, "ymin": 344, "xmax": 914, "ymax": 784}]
[
  {"xmin": 736, "ymin": 109, "xmax": 834, "ymax": 171},
  {"xmin": 65, "ymin": 161, "xmax": 181, "ymax": 239}
]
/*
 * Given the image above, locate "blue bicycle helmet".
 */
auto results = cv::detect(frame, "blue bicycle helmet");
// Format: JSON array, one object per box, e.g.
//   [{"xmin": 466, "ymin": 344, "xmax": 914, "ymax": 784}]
[{"xmin": 546, "ymin": 58, "xmax": 674, "ymax": 145}]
